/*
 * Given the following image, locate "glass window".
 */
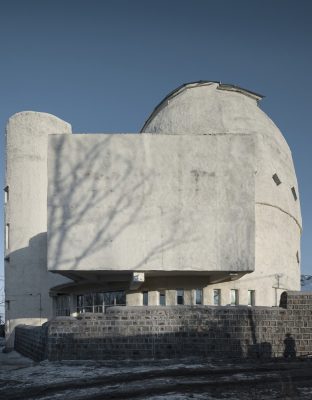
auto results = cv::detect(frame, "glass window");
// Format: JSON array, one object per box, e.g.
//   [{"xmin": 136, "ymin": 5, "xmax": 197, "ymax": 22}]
[
  {"xmin": 213, "ymin": 289, "xmax": 221, "ymax": 306},
  {"xmin": 159, "ymin": 291, "xmax": 166, "ymax": 306},
  {"xmin": 142, "ymin": 291, "xmax": 148, "ymax": 306},
  {"xmin": 56, "ymin": 295, "xmax": 70, "ymax": 316},
  {"xmin": 176, "ymin": 289, "xmax": 184, "ymax": 305},
  {"xmin": 230, "ymin": 289, "xmax": 239, "ymax": 306},
  {"xmin": 195, "ymin": 289, "xmax": 203, "ymax": 305},
  {"xmin": 76, "ymin": 291, "xmax": 125, "ymax": 313},
  {"xmin": 248, "ymin": 290, "xmax": 255, "ymax": 306}
]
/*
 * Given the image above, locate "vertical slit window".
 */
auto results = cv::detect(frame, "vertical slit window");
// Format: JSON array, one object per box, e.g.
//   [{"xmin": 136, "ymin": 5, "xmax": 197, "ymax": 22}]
[
  {"xmin": 195, "ymin": 289, "xmax": 203, "ymax": 305},
  {"xmin": 4, "ymin": 186, "xmax": 9, "ymax": 204},
  {"xmin": 176, "ymin": 289, "xmax": 184, "ymax": 305},
  {"xmin": 230, "ymin": 289, "xmax": 239, "ymax": 306},
  {"xmin": 213, "ymin": 289, "xmax": 221, "ymax": 306},
  {"xmin": 296, "ymin": 251, "xmax": 300, "ymax": 264},
  {"xmin": 159, "ymin": 291, "xmax": 166, "ymax": 306},
  {"xmin": 291, "ymin": 187, "xmax": 297, "ymax": 201},
  {"xmin": 248, "ymin": 290, "xmax": 255, "ymax": 306},
  {"xmin": 272, "ymin": 174, "xmax": 281, "ymax": 186},
  {"xmin": 142, "ymin": 291, "xmax": 148, "ymax": 306},
  {"xmin": 5, "ymin": 224, "xmax": 9, "ymax": 250}
]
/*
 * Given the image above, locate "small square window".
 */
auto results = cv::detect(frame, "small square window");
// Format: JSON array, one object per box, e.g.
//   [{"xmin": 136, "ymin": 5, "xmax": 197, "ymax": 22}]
[
  {"xmin": 272, "ymin": 173, "xmax": 281, "ymax": 186},
  {"xmin": 291, "ymin": 187, "xmax": 297, "ymax": 201}
]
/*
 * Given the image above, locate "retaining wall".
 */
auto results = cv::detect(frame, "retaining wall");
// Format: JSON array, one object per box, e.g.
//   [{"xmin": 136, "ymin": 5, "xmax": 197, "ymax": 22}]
[
  {"xmin": 14, "ymin": 292, "xmax": 312, "ymax": 361},
  {"xmin": 14, "ymin": 324, "xmax": 48, "ymax": 361}
]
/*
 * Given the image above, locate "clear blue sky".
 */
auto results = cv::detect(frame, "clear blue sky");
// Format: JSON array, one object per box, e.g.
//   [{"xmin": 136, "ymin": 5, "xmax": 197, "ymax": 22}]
[{"xmin": 0, "ymin": 0, "xmax": 311, "ymax": 311}]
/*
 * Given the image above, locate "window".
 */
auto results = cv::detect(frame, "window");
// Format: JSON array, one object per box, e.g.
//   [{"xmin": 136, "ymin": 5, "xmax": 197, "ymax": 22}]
[
  {"xmin": 142, "ymin": 291, "xmax": 148, "ymax": 306},
  {"xmin": 4, "ymin": 186, "xmax": 9, "ymax": 204},
  {"xmin": 213, "ymin": 289, "xmax": 221, "ymax": 306},
  {"xmin": 248, "ymin": 290, "xmax": 255, "ymax": 306},
  {"xmin": 176, "ymin": 289, "xmax": 184, "ymax": 305},
  {"xmin": 5, "ymin": 224, "xmax": 9, "ymax": 250},
  {"xmin": 291, "ymin": 187, "xmax": 297, "ymax": 201},
  {"xmin": 195, "ymin": 289, "xmax": 203, "ymax": 305},
  {"xmin": 296, "ymin": 251, "xmax": 300, "ymax": 264},
  {"xmin": 55, "ymin": 295, "xmax": 70, "ymax": 316},
  {"xmin": 159, "ymin": 291, "xmax": 166, "ymax": 306},
  {"xmin": 230, "ymin": 289, "xmax": 239, "ymax": 306},
  {"xmin": 272, "ymin": 173, "xmax": 281, "ymax": 186},
  {"xmin": 76, "ymin": 291, "xmax": 125, "ymax": 313}
]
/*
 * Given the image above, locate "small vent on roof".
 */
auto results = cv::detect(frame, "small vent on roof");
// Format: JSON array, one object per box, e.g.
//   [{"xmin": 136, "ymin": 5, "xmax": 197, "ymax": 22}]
[
  {"xmin": 272, "ymin": 173, "xmax": 281, "ymax": 186},
  {"xmin": 291, "ymin": 187, "xmax": 297, "ymax": 201}
]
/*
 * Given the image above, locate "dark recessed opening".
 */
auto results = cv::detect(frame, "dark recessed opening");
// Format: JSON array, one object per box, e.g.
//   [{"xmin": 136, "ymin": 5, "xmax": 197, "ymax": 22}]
[
  {"xmin": 272, "ymin": 173, "xmax": 281, "ymax": 186},
  {"xmin": 4, "ymin": 185, "xmax": 9, "ymax": 203},
  {"xmin": 291, "ymin": 187, "xmax": 297, "ymax": 201},
  {"xmin": 296, "ymin": 251, "xmax": 300, "ymax": 264}
]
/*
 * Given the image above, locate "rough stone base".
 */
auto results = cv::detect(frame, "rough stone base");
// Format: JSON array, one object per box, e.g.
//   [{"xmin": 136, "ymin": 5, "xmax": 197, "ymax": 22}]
[{"xmin": 14, "ymin": 292, "xmax": 312, "ymax": 361}]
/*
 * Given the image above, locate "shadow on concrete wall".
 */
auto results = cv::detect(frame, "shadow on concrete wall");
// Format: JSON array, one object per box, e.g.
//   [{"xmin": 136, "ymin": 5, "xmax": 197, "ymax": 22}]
[
  {"xmin": 48, "ymin": 134, "xmax": 195, "ymax": 273},
  {"xmin": 6, "ymin": 134, "xmax": 197, "ymax": 346}
]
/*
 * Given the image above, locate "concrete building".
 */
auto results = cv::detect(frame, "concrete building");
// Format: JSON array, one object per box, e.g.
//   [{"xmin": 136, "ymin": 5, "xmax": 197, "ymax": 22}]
[{"xmin": 4, "ymin": 81, "xmax": 301, "ymax": 345}]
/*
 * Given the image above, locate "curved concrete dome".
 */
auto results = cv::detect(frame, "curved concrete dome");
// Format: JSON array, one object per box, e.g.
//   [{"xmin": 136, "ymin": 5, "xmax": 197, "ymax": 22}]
[
  {"xmin": 142, "ymin": 81, "xmax": 302, "ymax": 304},
  {"xmin": 141, "ymin": 81, "xmax": 289, "ymax": 150},
  {"xmin": 141, "ymin": 81, "xmax": 301, "ymax": 226}
]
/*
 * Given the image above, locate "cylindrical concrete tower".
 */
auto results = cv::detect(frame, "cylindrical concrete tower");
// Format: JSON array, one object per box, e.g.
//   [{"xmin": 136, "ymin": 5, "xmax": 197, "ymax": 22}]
[
  {"xmin": 141, "ymin": 82, "xmax": 302, "ymax": 306},
  {"xmin": 5, "ymin": 112, "xmax": 72, "ymax": 346}
]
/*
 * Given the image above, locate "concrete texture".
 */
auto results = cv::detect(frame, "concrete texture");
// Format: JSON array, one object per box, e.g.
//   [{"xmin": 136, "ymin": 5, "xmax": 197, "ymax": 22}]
[
  {"xmin": 142, "ymin": 82, "xmax": 302, "ymax": 306},
  {"xmin": 4, "ymin": 81, "xmax": 302, "ymax": 344},
  {"xmin": 47, "ymin": 133, "xmax": 255, "ymax": 275},
  {"xmin": 4, "ymin": 112, "xmax": 72, "ymax": 345}
]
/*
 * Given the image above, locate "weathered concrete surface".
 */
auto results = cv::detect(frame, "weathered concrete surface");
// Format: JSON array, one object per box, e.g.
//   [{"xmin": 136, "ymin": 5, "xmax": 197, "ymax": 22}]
[
  {"xmin": 142, "ymin": 82, "xmax": 302, "ymax": 306},
  {"xmin": 47, "ymin": 133, "xmax": 255, "ymax": 275},
  {"xmin": 4, "ymin": 112, "xmax": 72, "ymax": 345}
]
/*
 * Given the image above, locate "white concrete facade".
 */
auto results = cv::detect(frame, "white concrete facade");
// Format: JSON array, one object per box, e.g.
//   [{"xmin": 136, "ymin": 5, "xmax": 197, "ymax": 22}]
[
  {"xmin": 4, "ymin": 112, "xmax": 72, "ymax": 346},
  {"xmin": 141, "ymin": 82, "xmax": 301, "ymax": 307},
  {"xmin": 4, "ymin": 82, "xmax": 302, "ymax": 343}
]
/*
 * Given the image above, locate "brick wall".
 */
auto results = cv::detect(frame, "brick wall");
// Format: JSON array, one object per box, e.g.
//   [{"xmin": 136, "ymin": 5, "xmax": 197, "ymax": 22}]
[{"xmin": 14, "ymin": 292, "xmax": 312, "ymax": 361}]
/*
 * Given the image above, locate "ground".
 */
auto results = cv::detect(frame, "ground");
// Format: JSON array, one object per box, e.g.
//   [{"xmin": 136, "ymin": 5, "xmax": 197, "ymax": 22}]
[{"xmin": 1, "ymin": 338, "xmax": 312, "ymax": 400}]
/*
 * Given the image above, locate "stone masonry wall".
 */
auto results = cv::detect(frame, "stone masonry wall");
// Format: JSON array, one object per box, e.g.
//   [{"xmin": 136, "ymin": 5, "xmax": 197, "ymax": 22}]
[
  {"xmin": 14, "ymin": 324, "xmax": 48, "ymax": 361},
  {"xmin": 14, "ymin": 292, "xmax": 312, "ymax": 361}
]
